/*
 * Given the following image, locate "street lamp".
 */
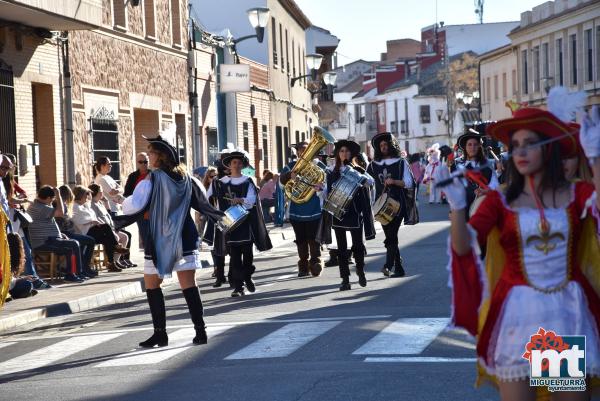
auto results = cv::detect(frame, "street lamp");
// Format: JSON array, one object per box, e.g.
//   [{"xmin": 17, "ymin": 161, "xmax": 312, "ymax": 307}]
[
  {"xmin": 322, "ymin": 71, "xmax": 337, "ymax": 99},
  {"xmin": 291, "ymin": 53, "xmax": 324, "ymax": 86},
  {"xmin": 230, "ymin": 7, "xmax": 270, "ymax": 58}
]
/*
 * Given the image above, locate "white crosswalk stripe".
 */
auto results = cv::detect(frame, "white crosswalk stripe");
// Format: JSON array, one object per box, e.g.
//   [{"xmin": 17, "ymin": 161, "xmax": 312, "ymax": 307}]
[
  {"xmin": 353, "ymin": 317, "xmax": 450, "ymax": 355},
  {"xmin": 0, "ymin": 333, "xmax": 124, "ymax": 376},
  {"xmin": 225, "ymin": 321, "xmax": 341, "ymax": 360},
  {"xmin": 0, "ymin": 342, "xmax": 17, "ymax": 350},
  {"xmin": 95, "ymin": 325, "xmax": 235, "ymax": 367}
]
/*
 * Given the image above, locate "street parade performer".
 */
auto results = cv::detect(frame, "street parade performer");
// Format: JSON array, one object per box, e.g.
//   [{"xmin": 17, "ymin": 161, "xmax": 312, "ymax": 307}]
[
  {"xmin": 451, "ymin": 129, "xmax": 499, "ymax": 218},
  {"xmin": 423, "ymin": 143, "xmax": 443, "ymax": 203},
  {"xmin": 442, "ymin": 89, "xmax": 600, "ymax": 400},
  {"xmin": 207, "ymin": 150, "xmax": 272, "ymax": 297},
  {"xmin": 318, "ymin": 140, "xmax": 376, "ymax": 291},
  {"xmin": 118, "ymin": 127, "xmax": 224, "ymax": 348},
  {"xmin": 280, "ymin": 141, "xmax": 326, "ymax": 278},
  {"xmin": 367, "ymin": 132, "xmax": 415, "ymax": 278}
]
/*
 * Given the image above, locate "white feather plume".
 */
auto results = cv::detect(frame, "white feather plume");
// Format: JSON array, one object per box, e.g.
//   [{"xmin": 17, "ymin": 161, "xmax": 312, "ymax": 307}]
[
  {"xmin": 547, "ymin": 86, "xmax": 587, "ymax": 123},
  {"xmin": 160, "ymin": 124, "xmax": 177, "ymax": 147}
]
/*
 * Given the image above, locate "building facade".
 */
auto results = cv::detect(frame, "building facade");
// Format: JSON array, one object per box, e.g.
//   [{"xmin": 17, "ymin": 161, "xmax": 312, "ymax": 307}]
[
  {"xmin": 0, "ymin": 0, "xmax": 103, "ymax": 195},
  {"xmin": 69, "ymin": 0, "xmax": 191, "ymax": 185},
  {"xmin": 479, "ymin": 45, "xmax": 518, "ymax": 121},
  {"xmin": 510, "ymin": 0, "xmax": 600, "ymax": 108}
]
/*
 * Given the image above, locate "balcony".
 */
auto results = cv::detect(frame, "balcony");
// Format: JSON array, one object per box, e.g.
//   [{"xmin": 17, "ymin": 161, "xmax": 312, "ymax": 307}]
[{"xmin": 0, "ymin": 0, "xmax": 103, "ymax": 30}]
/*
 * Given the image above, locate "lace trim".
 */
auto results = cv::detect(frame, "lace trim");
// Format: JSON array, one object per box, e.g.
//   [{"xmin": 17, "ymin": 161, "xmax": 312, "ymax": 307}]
[{"xmin": 479, "ymin": 357, "xmax": 600, "ymax": 382}]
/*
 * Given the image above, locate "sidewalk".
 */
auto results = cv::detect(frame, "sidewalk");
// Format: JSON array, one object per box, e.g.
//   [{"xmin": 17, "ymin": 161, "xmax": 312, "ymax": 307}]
[{"xmin": 0, "ymin": 223, "xmax": 296, "ymax": 333}]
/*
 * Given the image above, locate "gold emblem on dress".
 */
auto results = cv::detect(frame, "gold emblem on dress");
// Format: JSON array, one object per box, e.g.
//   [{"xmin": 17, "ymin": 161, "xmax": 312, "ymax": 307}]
[{"xmin": 525, "ymin": 221, "xmax": 565, "ymax": 255}]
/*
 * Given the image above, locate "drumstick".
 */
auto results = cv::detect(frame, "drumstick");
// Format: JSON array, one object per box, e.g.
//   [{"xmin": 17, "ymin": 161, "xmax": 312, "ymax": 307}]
[{"xmin": 487, "ymin": 146, "xmax": 500, "ymax": 162}]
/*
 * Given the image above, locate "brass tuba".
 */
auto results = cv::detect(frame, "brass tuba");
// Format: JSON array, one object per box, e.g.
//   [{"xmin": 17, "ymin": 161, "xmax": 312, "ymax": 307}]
[{"xmin": 284, "ymin": 126, "xmax": 335, "ymax": 203}]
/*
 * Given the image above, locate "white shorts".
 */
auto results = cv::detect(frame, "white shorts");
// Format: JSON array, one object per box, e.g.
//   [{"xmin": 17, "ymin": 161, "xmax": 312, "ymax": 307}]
[{"xmin": 143, "ymin": 252, "xmax": 203, "ymax": 276}]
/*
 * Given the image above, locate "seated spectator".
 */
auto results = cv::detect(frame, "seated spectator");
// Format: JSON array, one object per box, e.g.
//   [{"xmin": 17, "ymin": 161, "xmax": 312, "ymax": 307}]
[
  {"xmin": 26, "ymin": 185, "xmax": 85, "ymax": 283},
  {"xmin": 55, "ymin": 185, "xmax": 97, "ymax": 277},
  {"xmin": 7, "ymin": 232, "xmax": 38, "ymax": 299},
  {"xmin": 70, "ymin": 185, "xmax": 127, "ymax": 272},
  {"xmin": 88, "ymin": 183, "xmax": 136, "ymax": 269},
  {"xmin": 1, "ymin": 155, "xmax": 51, "ymax": 289},
  {"xmin": 259, "ymin": 171, "xmax": 276, "ymax": 223}
]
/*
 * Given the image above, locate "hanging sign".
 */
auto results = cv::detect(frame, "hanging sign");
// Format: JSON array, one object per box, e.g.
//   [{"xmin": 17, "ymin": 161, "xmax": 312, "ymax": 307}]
[{"xmin": 219, "ymin": 64, "xmax": 251, "ymax": 93}]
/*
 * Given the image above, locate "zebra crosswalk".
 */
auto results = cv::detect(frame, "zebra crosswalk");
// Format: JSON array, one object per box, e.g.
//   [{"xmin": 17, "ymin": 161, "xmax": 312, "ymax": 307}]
[{"xmin": 0, "ymin": 317, "xmax": 475, "ymax": 379}]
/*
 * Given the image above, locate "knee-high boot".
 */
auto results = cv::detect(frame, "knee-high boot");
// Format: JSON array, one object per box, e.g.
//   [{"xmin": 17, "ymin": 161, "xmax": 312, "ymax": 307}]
[
  {"xmin": 353, "ymin": 246, "xmax": 367, "ymax": 287},
  {"xmin": 297, "ymin": 241, "xmax": 310, "ymax": 277},
  {"xmin": 139, "ymin": 288, "xmax": 168, "ymax": 348},
  {"xmin": 182, "ymin": 286, "xmax": 207, "ymax": 345},
  {"xmin": 338, "ymin": 250, "xmax": 351, "ymax": 291},
  {"xmin": 308, "ymin": 240, "xmax": 322, "ymax": 277},
  {"xmin": 391, "ymin": 248, "xmax": 405, "ymax": 277}
]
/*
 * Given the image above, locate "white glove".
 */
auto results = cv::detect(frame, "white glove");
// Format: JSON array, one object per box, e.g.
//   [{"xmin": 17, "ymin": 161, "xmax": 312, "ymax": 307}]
[
  {"xmin": 581, "ymin": 105, "xmax": 600, "ymax": 160},
  {"xmin": 438, "ymin": 166, "xmax": 467, "ymax": 211}
]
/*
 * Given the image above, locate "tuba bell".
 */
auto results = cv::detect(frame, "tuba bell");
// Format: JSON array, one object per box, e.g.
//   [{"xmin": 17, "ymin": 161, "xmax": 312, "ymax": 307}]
[{"xmin": 284, "ymin": 126, "xmax": 335, "ymax": 204}]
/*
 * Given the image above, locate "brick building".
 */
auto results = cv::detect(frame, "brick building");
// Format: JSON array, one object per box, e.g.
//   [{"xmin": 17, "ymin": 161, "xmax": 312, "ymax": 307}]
[
  {"xmin": 68, "ymin": 0, "xmax": 191, "ymax": 185},
  {"xmin": 0, "ymin": 0, "xmax": 103, "ymax": 195}
]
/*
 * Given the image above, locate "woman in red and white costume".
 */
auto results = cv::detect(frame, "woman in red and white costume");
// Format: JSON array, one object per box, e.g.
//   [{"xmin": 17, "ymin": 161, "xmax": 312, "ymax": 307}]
[{"xmin": 443, "ymin": 102, "xmax": 600, "ymax": 400}]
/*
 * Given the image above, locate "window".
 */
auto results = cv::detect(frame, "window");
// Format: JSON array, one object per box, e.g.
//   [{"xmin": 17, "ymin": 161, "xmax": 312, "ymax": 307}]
[
  {"xmin": 301, "ymin": 132, "xmax": 305, "ymax": 142},
  {"xmin": 90, "ymin": 116, "xmax": 121, "ymax": 182},
  {"xmin": 585, "ymin": 29, "xmax": 593, "ymax": 82},
  {"xmin": 512, "ymin": 69, "xmax": 517, "ymax": 95},
  {"xmin": 419, "ymin": 105, "xmax": 430, "ymax": 124},
  {"xmin": 494, "ymin": 75, "xmax": 499, "ymax": 100},
  {"xmin": 262, "ymin": 125, "xmax": 268, "ymax": 169},
  {"xmin": 557, "ymin": 38, "xmax": 564, "ymax": 86},
  {"xmin": 486, "ymin": 77, "xmax": 491, "ymax": 102},
  {"xmin": 285, "ymin": 29, "xmax": 289, "ymax": 73},
  {"xmin": 390, "ymin": 121, "xmax": 398, "ymax": 134},
  {"xmin": 143, "ymin": 0, "xmax": 155, "ymax": 38},
  {"xmin": 298, "ymin": 45, "xmax": 302, "ymax": 86},
  {"xmin": 295, "ymin": 130, "xmax": 300, "ymax": 144},
  {"xmin": 292, "ymin": 39, "xmax": 296, "ymax": 77},
  {"xmin": 502, "ymin": 72, "xmax": 507, "ymax": 99},
  {"xmin": 279, "ymin": 23, "xmax": 284, "ymax": 73},
  {"xmin": 243, "ymin": 122, "xmax": 249, "ymax": 151},
  {"xmin": 542, "ymin": 42, "xmax": 549, "ymax": 81},
  {"xmin": 522, "ymin": 49, "xmax": 528, "ymax": 95},
  {"xmin": 597, "ymin": 27, "xmax": 600, "ymax": 84},
  {"xmin": 170, "ymin": 0, "xmax": 181, "ymax": 46},
  {"xmin": 275, "ymin": 126, "xmax": 283, "ymax": 170},
  {"xmin": 0, "ymin": 63, "xmax": 17, "ymax": 158},
  {"xmin": 400, "ymin": 120, "xmax": 408, "ymax": 134},
  {"xmin": 302, "ymin": 49, "xmax": 306, "ymax": 85},
  {"xmin": 271, "ymin": 17, "xmax": 277, "ymax": 66},
  {"xmin": 113, "ymin": 0, "xmax": 126, "ymax": 28},
  {"xmin": 570, "ymin": 34, "xmax": 577, "ymax": 86},
  {"xmin": 533, "ymin": 46, "xmax": 540, "ymax": 92}
]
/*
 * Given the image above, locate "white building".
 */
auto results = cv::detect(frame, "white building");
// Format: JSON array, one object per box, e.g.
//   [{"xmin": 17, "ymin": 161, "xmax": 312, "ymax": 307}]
[{"xmin": 479, "ymin": 45, "xmax": 519, "ymax": 121}]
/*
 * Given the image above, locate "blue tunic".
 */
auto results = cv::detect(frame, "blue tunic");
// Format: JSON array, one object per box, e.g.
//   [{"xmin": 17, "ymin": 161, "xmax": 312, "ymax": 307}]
[{"xmin": 281, "ymin": 160, "xmax": 324, "ymax": 222}]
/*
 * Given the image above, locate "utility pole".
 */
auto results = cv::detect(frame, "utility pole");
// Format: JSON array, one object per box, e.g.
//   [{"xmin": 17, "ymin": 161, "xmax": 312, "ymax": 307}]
[{"xmin": 475, "ymin": 0, "xmax": 484, "ymax": 24}]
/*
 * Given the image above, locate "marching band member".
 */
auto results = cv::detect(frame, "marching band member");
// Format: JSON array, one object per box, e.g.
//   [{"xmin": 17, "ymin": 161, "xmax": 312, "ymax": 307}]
[
  {"xmin": 367, "ymin": 133, "xmax": 414, "ymax": 278},
  {"xmin": 443, "ymin": 100, "xmax": 600, "ymax": 399},
  {"xmin": 280, "ymin": 142, "xmax": 326, "ymax": 278},
  {"xmin": 119, "ymin": 132, "xmax": 224, "ymax": 348},
  {"xmin": 207, "ymin": 151, "xmax": 272, "ymax": 297},
  {"xmin": 423, "ymin": 144, "xmax": 443, "ymax": 203},
  {"xmin": 451, "ymin": 130, "xmax": 499, "ymax": 218},
  {"xmin": 319, "ymin": 140, "xmax": 376, "ymax": 291}
]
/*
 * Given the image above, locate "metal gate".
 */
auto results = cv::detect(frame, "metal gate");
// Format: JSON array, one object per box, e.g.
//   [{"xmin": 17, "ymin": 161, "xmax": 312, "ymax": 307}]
[
  {"xmin": 89, "ymin": 107, "xmax": 120, "ymax": 182},
  {"xmin": 0, "ymin": 60, "xmax": 17, "ymax": 157}
]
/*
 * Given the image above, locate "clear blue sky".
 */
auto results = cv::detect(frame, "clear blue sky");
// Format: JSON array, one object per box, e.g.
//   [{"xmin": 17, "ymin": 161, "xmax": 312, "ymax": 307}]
[{"xmin": 295, "ymin": 0, "xmax": 544, "ymax": 63}]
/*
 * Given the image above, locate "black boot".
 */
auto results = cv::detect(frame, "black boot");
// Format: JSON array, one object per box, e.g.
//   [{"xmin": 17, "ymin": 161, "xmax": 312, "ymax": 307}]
[
  {"xmin": 308, "ymin": 240, "xmax": 323, "ymax": 277},
  {"xmin": 391, "ymin": 250, "xmax": 405, "ymax": 278},
  {"xmin": 324, "ymin": 249, "xmax": 339, "ymax": 267},
  {"xmin": 139, "ymin": 288, "xmax": 168, "ymax": 348},
  {"xmin": 213, "ymin": 262, "xmax": 227, "ymax": 287},
  {"xmin": 353, "ymin": 246, "xmax": 367, "ymax": 287},
  {"xmin": 182, "ymin": 286, "xmax": 207, "ymax": 345},
  {"xmin": 297, "ymin": 241, "xmax": 310, "ymax": 277},
  {"xmin": 339, "ymin": 277, "xmax": 351, "ymax": 291},
  {"xmin": 338, "ymin": 251, "xmax": 351, "ymax": 291}
]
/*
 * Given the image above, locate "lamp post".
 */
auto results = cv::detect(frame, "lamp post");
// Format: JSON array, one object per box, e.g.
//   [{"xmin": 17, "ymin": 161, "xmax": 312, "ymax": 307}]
[
  {"xmin": 233, "ymin": 7, "xmax": 270, "ymax": 46},
  {"xmin": 291, "ymin": 53, "xmax": 324, "ymax": 86},
  {"xmin": 322, "ymin": 71, "xmax": 337, "ymax": 99}
]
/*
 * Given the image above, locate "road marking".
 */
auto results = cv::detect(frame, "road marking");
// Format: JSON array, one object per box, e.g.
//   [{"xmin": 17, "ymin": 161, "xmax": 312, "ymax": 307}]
[
  {"xmin": 0, "ymin": 333, "xmax": 123, "ymax": 376},
  {"xmin": 353, "ymin": 317, "xmax": 450, "ymax": 355},
  {"xmin": 0, "ymin": 342, "xmax": 16, "ymax": 350},
  {"xmin": 95, "ymin": 325, "xmax": 235, "ymax": 368},
  {"xmin": 7, "ymin": 315, "xmax": 391, "ymax": 342},
  {"xmin": 274, "ymin": 274, "xmax": 297, "ymax": 280},
  {"xmin": 364, "ymin": 357, "xmax": 476, "ymax": 363},
  {"xmin": 225, "ymin": 321, "xmax": 341, "ymax": 360}
]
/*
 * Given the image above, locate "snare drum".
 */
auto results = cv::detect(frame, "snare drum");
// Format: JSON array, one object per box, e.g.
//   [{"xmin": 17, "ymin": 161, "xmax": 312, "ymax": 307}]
[
  {"xmin": 373, "ymin": 192, "xmax": 400, "ymax": 225},
  {"xmin": 216, "ymin": 204, "xmax": 249, "ymax": 234},
  {"xmin": 323, "ymin": 167, "xmax": 368, "ymax": 220}
]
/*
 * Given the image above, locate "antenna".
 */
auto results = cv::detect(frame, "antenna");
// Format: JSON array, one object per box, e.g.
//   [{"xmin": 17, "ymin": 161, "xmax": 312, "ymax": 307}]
[{"xmin": 474, "ymin": 0, "xmax": 484, "ymax": 24}]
